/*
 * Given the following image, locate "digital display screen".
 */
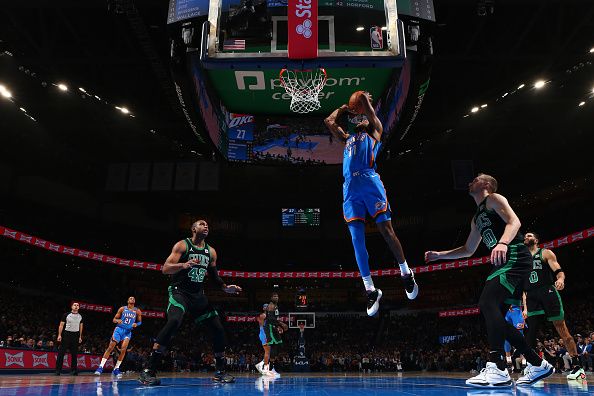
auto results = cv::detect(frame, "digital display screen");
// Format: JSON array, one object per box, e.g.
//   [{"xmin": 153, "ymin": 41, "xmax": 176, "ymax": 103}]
[
  {"xmin": 282, "ymin": 208, "xmax": 320, "ymax": 227},
  {"xmin": 228, "ymin": 141, "xmax": 248, "ymax": 160},
  {"xmin": 296, "ymin": 294, "xmax": 308, "ymax": 308},
  {"xmin": 167, "ymin": 0, "xmax": 209, "ymax": 24}
]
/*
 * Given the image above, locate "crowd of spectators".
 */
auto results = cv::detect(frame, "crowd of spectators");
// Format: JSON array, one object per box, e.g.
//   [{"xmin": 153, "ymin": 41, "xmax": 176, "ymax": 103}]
[{"xmin": 2, "ymin": 285, "xmax": 593, "ymax": 375}]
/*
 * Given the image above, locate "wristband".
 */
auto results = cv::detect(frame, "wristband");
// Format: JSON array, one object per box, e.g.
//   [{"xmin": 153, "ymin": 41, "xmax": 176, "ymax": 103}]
[
  {"xmin": 554, "ymin": 269, "xmax": 564, "ymax": 276},
  {"xmin": 496, "ymin": 242, "xmax": 509, "ymax": 247}
]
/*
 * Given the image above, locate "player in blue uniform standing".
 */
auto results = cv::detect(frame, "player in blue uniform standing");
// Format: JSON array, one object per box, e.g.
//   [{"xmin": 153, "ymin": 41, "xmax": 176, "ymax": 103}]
[
  {"xmin": 255, "ymin": 304, "xmax": 271, "ymax": 374},
  {"xmin": 94, "ymin": 296, "xmax": 142, "ymax": 378},
  {"xmin": 504, "ymin": 305, "xmax": 526, "ymax": 370},
  {"xmin": 325, "ymin": 91, "xmax": 418, "ymax": 316}
]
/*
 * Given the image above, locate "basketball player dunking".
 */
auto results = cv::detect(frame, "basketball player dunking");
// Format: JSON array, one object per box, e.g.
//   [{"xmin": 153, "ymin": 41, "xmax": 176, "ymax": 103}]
[
  {"xmin": 94, "ymin": 296, "xmax": 142, "ymax": 378},
  {"xmin": 325, "ymin": 91, "xmax": 418, "ymax": 316},
  {"xmin": 138, "ymin": 219, "xmax": 242, "ymax": 386},
  {"xmin": 425, "ymin": 174, "xmax": 554, "ymax": 387}
]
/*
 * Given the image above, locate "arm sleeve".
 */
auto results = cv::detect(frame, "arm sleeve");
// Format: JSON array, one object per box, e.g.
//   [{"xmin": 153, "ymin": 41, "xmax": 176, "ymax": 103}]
[{"xmin": 207, "ymin": 265, "xmax": 225, "ymax": 288}]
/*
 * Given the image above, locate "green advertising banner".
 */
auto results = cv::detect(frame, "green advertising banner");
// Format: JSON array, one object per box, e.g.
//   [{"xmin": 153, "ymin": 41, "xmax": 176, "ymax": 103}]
[{"xmin": 206, "ymin": 68, "xmax": 394, "ymax": 115}]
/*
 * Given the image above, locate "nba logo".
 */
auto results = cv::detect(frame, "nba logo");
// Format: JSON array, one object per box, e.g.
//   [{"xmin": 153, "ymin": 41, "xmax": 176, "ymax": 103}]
[{"xmin": 370, "ymin": 26, "xmax": 383, "ymax": 49}]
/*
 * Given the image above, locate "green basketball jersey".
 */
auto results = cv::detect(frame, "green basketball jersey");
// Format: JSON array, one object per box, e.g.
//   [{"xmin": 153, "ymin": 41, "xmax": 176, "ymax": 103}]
[
  {"xmin": 526, "ymin": 248, "xmax": 555, "ymax": 290},
  {"xmin": 170, "ymin": 238, "xmax": 211, "ymax": 294},
  {"xmin": 473, "ymin": 196, "xmax": 524, "ymax": 250}
]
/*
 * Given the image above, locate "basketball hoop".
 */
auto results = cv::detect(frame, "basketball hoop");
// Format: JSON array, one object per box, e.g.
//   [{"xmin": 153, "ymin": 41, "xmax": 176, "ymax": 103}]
[{"xmin": 279, "ymin": 68, "xmax": 328, "ymax": 114}]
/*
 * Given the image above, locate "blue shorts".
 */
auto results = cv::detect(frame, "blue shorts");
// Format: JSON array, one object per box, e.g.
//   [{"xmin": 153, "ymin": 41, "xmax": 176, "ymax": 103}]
[
  {"xmin": 259, "ymin": 327, "xmax": 267, "ymax": 345},
  {"xmin": 343, "ymin": 169, "xmax": 391, "ymax": 223},
  {"xmin": 112, "ymin": 327, "xmax": 132, "ymax": 343}
]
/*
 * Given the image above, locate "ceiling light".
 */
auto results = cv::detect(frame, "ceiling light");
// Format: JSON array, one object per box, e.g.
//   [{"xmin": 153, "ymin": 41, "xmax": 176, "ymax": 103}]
[
  {"xmin": 534, "ymin": 80, "xmax": 546, "ymax": 89},
  {"xmin": 94, "ymin": 95, "xmax": 101, "ymax": 100},
  {"xmin": 356, "ymin": 26, "xmax": 364, "ymax": 31},
  {"xmin": 78, "ymin": 87, "xmax": 86, "ymax": 93},
  {"xmin": 502, "ymin": 92, "xmax": 508, "ymax": 98},
  {"xmin": 471, "ymin": 107, "xmax": 479, "ymax": 113},
  {"xmin": 517, "ymin": 84, "xmax": 525, "ymax": 89},
  {"xmin": 57, "ymin": 83, "xmax": 68, "ymax": 91},
  {"xmin": 480, "ymin": 104, "xmax": 487, "ymax": 108},
  {"xmin": 590, "ymin": 47, "xmax": 594, "ymax": 53},
  {"xmin": 578, "ymin": 101, "xmax": 585, "ymax": 106},
  {"xmin": 0, "ymin": 89, "xmax": 12, "ymax": 99},
  {"xmin": 116, "ymin": 106, "xmax": 130, "ymax": 114},
  {"xmin": 19, "ymin": 107, "xmax": 26, "ymax": 112}
]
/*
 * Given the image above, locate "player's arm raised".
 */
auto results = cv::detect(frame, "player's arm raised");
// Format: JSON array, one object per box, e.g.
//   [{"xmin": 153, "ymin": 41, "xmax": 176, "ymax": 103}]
[
  {"xmin": 360, "ymin": 93, "xmax": 383, "ymax": 141},
  {"xmin": 425, "ymin": 220, "xmax": 482, "ymax": 262},
  {"xmin": 324, "ymin": 105, "xmax": 350, "ymax": 143},
  {"xmin": 544, "ymin": 249, "xmax": 565, "ymax": 291},
  {"xmin": 486, "ymin": 193, "xmax": 522, "ymax": 266},
  {"xmin": 162, "ymin": 240, "xmax": 196, "ymax": 275},
  {"xmin": 113, "ymin": 307, "xmax": 124, "ymax": 324},
  {"xmin": 207, "ymin": 247, "xmax": 242, "ymax": 294}
]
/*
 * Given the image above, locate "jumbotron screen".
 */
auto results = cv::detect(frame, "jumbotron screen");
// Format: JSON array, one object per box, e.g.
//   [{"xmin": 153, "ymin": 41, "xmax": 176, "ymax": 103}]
[{"xmin": 281, "ymin": 208, "xmax": 321, "ymax": 227}]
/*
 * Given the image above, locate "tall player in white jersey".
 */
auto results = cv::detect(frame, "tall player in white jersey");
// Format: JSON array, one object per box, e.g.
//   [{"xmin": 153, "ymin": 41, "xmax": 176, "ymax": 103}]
[{"xmin": 325, "ymin": 91, "xmax": 418, "ymax": 316}]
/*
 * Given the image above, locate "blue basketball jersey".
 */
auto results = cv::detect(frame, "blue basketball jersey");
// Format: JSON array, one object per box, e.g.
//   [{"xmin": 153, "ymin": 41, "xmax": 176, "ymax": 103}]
[
  {"xmin": 505, "ymin": 305, "xmax": 525, "ymax": 330},
  {"xmin": 117, "ymin": 307, "xmax": 138, "ymax": 330},
  {"xmin": 343, "ymin": 132, "xmax": 381, "ymax": 179}
]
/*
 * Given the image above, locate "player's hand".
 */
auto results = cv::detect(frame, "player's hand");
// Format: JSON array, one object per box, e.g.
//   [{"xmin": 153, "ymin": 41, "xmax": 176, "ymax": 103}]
[
  {"xmin": 57, "ymin": 335, "xmax": 62, "ymax": 342},
  {"xmin": 182, "ymin": 258, "xmax": 198, "ymax": 269},
  {"xmin": 132, "ymin": 323, "xmax": 137, "ymax": 328},
  {"xmin": 424, "ymin": 251, "xmax": 441, "ymax": 262},
  {"xmin": 522, "ymin": 309, "xmax": 528, "ymax": 319},
  {"xmin": 79, "ymin": 337, "xmax": 82, "ymax": 344},
  {"xmin": 116, "ymin": 319, "xmax": 123, "ymax": 324},
  {"xmin": 490, "ymin": 244, "xmax": 508, "ymax": 267},
  {"xmin": 223, "ymin": 284, "xmax": 242, "ymax": 294},
  {"xmin": 554, "ymin": 278, "xmax": 565, "ymax": 291}
]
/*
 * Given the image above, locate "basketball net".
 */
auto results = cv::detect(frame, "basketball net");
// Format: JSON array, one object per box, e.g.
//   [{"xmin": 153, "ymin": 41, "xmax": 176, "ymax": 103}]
[
  {"xmin": 298, "ymin": 323, "xmax": 306, "ymax": 334},
  {"xmin": 279, "ymin": 68, "xmax": 328, "ymax": 113}
]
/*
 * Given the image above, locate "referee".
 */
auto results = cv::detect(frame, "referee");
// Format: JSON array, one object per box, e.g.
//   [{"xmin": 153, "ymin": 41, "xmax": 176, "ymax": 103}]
[{"xmin": 55, "ymin": 302, "xmax": 84, "ymax": 375}]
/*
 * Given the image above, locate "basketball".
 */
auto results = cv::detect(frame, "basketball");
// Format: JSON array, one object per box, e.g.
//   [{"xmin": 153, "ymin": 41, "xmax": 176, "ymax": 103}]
[{"xmin": 348, "ymin": 91, "xmax": 366, "ymax": 113}]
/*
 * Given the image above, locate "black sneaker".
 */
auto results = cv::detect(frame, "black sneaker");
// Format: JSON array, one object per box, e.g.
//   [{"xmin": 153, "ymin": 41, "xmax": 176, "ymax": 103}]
[
  {"xmin": 366, "ymin": 289, "xmax": 382, "ymax": 316},
  {"xmin": 138, "ymin": 369, "xmax": 161, "ymax": 386},
  {"xmin": 401, "ymin": 272, "xmax": 418, "ymax": 300},
  {"xmin": 213, "ymin": 371, "xmax": 235, "ymax": 383}
]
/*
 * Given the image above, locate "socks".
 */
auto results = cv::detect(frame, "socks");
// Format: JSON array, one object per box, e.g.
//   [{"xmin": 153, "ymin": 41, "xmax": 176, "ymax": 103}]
[
  {"xmin": 115, "ymin": 360, "xmax": 122, "ymax": 369},
  {"xmin": 489, "ymin": 350, "xmax": 506, "ymax": 371},
  {"xmin": 215, "ymin": 355, "xmax": 225, "ymax": 372},
  {"xmin": 100, "ymin": 358, "xmax": 107, "ymax": 368},
  {"xmin": 571, "ymin": 356, "xmax": 581, "ymax": 368},
  {"xmin": 148, "ymin": 350, "xmax": 163, "ymax": 372},
  {"xmin": 399, "ymin": 261, "xmax": 411, "ymax": 276},
  {"xmin": 362, "ymin": 275, "xmax": 376, "ymax": 292}
]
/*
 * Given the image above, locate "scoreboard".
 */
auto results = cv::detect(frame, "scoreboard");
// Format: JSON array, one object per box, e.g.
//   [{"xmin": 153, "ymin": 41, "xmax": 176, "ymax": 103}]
[{"xmin": 282, "ymin": 208, "xmax": 320, "ymax": 227}]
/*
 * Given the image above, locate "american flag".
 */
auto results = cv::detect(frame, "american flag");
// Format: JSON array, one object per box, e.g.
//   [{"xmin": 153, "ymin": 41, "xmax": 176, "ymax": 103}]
[{"xmin": 223, "ymin": 39, "xmax": 246, "ymax": 50}]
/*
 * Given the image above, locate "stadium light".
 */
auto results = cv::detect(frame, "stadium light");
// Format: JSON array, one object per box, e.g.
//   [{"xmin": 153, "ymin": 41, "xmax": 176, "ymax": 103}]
[
  {"xmin": 501, "ymin": 92, "xmax": 508, "ymax": 98},
  {"xmin": 57, "ymin": 83, "xmax": 68, "ymax": 91},
  {"xmin": 115, "ymin": 106, "xmax": 130, "ymax": 114},
  {"xmin": 517, "ymin": 83, "xmax": 525, "ymax": 89},
  {"xmin": 0, "ymin": 84, "xmax": 12, "ymax": 99},
  {"xmin": 471, "ymin": 107, "xmax": 479, "ymax": 113},
  {"xmin": 78, "ymin": 87, "xmax": 86, "ymax": 93},
  {"xmin": 534, "ymin": 80, "xmax": 546, "ymax": 89},
  {"xmin": 356, "ymin": 26, "xmax": 364, "ymax": 31},
  {"xmin": 480, "ymin": 104, "xmax": 487, "ymax": 108},
  {"xmin": 590, "ymin": 47, "xmax": 594, "ymax": 53},
  {"xmin": 19, "ymin": 107, "xmax": 26, "ymax": 112},
  {"xmin": 578, "ymin": 101, "xmax": 585, "ymax": 107}
]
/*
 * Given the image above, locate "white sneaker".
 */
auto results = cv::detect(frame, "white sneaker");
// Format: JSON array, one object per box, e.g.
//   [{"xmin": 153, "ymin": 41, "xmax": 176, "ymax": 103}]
[
  {"xmin": 255, "ymin": 361, "xmax": 264, "ymax": 374},
  {"xmin": 516, "ymin": 360, "xmax": 554, "ymax": 386},
  {"xmin": 268, "ymin": 368, "xmax": 281, "ymax": 378},
  {"xmin": 465, "ymin": 362, "xmax": 513, "ymax": 387},
  {"xmin": 366, "ymin": 289, "xmax": 382, "ymax": 316}
]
